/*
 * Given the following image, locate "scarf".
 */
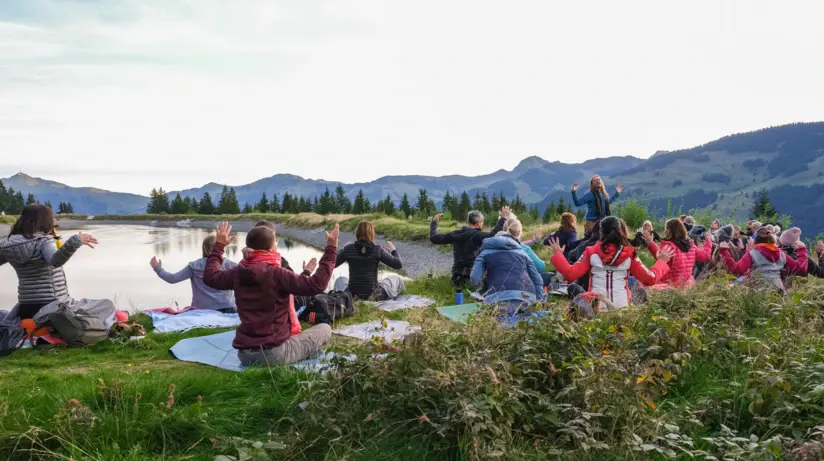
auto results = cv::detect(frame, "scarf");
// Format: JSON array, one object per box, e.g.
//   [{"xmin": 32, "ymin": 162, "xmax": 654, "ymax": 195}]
[
  {"xmin": 756, "ymin": 243, "xmax": 779, "ymax": 252},
  {"xmin": 240, "ymin": 249, "xmax": 302, "ymax": 336},
  {"xmin": 591, "ymin": 188, "xmax": 611, "ymax": 220}
]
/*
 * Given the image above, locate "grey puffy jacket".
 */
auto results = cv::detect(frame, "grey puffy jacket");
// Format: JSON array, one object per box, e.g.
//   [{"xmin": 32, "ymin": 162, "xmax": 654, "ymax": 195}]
[{"xmin": 0, "ymin": 233, "xmax": 83, "ymax": 304}]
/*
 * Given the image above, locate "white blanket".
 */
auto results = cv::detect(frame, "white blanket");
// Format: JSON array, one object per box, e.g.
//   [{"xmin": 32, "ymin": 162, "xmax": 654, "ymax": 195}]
[
  {"xmin": 333, "ymin": 320, "xmax": 420, "ymax": 343},
  {"xmin": 376, "ymin": 295, "xmax": 435, "ymax": 312},
  {"xmin": 147, "ymin": 309, "xmax": 240, "ymax": 333}
]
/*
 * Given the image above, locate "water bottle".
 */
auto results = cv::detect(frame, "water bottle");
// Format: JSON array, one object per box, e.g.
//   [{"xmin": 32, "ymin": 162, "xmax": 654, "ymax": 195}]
[{"xmin": 455, "ymin": 290, "xmax": 464, "ymax": 305}]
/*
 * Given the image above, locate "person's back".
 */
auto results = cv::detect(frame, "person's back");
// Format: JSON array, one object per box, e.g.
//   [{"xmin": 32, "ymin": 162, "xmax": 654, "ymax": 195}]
[
  {"xmin": 471, "ymin": 229, "xmax": 543, "ymax": 305},
  {"xmin": 204, "ymin": 222, "xmax": 339, "ymax": 365},
  {"xmin": 337, "ymin": 238, "xmax": 402, "ymax": 300},
  {"xmin": 151, "ymin": 235, "xmax": 237, "ymax": 311},
  {"xmin": 646, "ymin": 219, "xmax": 712, "ymax": 288},
  {"xmin": 430, "ymin": 208, "xmax": 509, "ymax": 286},
  {"xmin": 0, "ymin": 205, "xmax": 96, "ymax": 319}
]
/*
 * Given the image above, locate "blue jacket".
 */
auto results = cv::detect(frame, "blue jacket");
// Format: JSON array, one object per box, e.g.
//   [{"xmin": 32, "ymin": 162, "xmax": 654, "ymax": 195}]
[
  {"xmin": 543, "ymin": 230, "xmax": 578, "ymax": 258},
  {"xmin": 470, "ymin": 234, "xmax": 545, "ymax": 305},
  {"xmin": 154, "ymin": 258, "xmax": 237, "ymax": 310},
  {"xmin": 572, "ymin": 189, "xmax": 619, "ymax": 222}
]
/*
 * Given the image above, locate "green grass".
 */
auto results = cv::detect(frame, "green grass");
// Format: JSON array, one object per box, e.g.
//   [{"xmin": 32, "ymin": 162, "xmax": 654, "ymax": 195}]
[{"xmin": 0, "ymin": 215, "xmax": 16, "ymax": 225}]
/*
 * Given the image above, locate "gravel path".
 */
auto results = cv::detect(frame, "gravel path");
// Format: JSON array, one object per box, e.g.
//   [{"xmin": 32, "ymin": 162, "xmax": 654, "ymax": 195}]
[{"xmin": 52, "ymin": 219, "xmax": 453, "ymax": 278}]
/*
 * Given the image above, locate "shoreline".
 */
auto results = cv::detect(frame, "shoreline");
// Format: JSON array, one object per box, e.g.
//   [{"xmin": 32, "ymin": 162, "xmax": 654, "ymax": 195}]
[{"xmin": 54, "ymin": 219, "xmax": 453, "ymax": 279}]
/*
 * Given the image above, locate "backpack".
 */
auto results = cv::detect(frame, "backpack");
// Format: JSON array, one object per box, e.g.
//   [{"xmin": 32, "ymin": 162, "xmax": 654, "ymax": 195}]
[
  {"xmin": 0, "ymin": 325, "xmax": 27, "ymax": 356},
  {"xmin": 47, "ymin": 305, "xmax": 108, "ymax": 346},
  {"xmin": 299, "ymin": 291, "xmax": 355, "ymax": 325}
]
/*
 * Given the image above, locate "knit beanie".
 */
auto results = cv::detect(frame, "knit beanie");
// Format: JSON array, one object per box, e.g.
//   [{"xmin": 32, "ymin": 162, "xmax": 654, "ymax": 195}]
[
  {"xmin": 689, "ymin": 225, "xmax": 707, "ymax": 240},
  {"xmin": 714, "ymin": 224, "xmax": 734, "ymax": 243},
  {"xmin": 779, "ymin": 227, "xmax": 801, "ymax": 247}
]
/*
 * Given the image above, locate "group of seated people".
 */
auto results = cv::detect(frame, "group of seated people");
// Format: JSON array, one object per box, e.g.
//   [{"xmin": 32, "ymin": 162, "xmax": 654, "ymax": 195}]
[
  {"xmin": 1, "ymin": 205, "xmax": 405, "ymax": 365},
  {"xmin": 429, "ymin": 175, "xmax": 824, "ymax": 317}
]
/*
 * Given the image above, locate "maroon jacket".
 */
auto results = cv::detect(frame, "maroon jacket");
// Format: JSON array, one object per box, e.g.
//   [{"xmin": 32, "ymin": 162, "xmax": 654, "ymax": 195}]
[{"xmin": 203, "ymin": 242, "xmax": 336, "ymax": 349}]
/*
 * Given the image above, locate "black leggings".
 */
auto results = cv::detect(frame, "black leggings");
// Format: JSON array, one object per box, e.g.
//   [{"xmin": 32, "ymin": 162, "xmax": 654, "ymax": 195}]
[{"xmin": 19, "ymin": 302, "xmax": 49, "ymax": 320}]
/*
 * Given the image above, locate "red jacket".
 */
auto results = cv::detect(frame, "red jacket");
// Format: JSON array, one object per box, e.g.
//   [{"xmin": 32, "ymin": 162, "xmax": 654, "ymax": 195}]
[
  {"xmin": 720, "ymin": 244, "xmax": 808, "ymax": 277},
  {"xmin": 203, "ymin": 242, "xmax": 336, "ymax": 349},
  {"xmin": 551, "ymin": 243, "xmax": 669, "ymax": 308},
  {"xmin": 647, "ymin": 238, "xmax": 712, "ymax": 288}
]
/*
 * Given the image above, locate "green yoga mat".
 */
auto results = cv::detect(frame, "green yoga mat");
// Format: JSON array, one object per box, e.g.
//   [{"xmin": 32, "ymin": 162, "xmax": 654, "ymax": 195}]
[{"xmin": 436, "ymin": 303, "xmax": 481, "ymax": 324}]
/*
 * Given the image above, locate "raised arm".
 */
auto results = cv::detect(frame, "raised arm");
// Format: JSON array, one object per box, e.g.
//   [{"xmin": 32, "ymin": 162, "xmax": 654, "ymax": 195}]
[
  {"xmin": 429, "ymin": 218, "xmax": 455, "ymax": 245},
  {"xmin": 630, "ymin": 257, "xmax": 669, "ymax": 286},
  {"xmin": 379, "ymin": 247, "xmax": 403, "ymax": 270},
  {"xmin": 40, "ymin": 235, "xmax": 84, "ymax": 268},
  {"xmin": 609, "ymin": 190, "xmax": 620, "ymax": 203},
  {"xmin": 784, "ymin": 246, "xmax": 808, "ymax": 275},
  {"xmin": 277, "ymin": 244, "xmax": 337, "ymax": 296},
  {"xmin": 550, "ymin": 249, "xmax": 592, "ymax": 283},
  {"xmin": 571, "ymin": 189, "xmax": 589, "ymax": 207},
  {"xmin": 203, "ymin": 242, "xmax": 237, "ymax": 290},
  {"xmin": 719, "ymin": 248, "xmax": 752, "ymax": 276},
  {"xmin": 154, "ymin": 264, "xmax": 193, "ymax": 284},
  {"xmin": 694, "ymin": 237, "xmax": 713, "ymax": 263}
]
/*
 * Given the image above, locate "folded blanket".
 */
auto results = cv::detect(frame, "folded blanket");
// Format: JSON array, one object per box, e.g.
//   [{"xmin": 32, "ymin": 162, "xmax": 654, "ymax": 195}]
[
  {"xmin": 147, "ymin": 310, "xmax": 240, "ymax": 333},
  {"xmin": 333, "ymin": 320, "xmax": 420, "ymax": 343},
  {"xmin": 376, "ymin": 295, "xmax": 436, "ymax": 312}
]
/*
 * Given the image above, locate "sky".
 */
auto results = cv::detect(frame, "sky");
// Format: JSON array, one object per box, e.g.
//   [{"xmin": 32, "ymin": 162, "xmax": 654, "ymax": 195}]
[{"xmin": 1, "ymin": 0, "xmax": 822, "ymax": 195}]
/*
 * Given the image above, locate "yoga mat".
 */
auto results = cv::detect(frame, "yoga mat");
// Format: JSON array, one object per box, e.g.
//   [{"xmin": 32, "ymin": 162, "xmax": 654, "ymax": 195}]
[
  {"xmin": 147, "ymin": 309, "xmax": 240, "ymax": 333},
  {"xmin": 436, "ymin": 303, "xmax": 481, "ymax": 324},
  {"xmin": 169, "ymin": 330, "xmax": 353, "ymax": 373},
  {"xmin": 333, "ymin": 320, "xmax": 420, "ymax": 343},
  {"xmin": 376, "ymin": 295, "xmax": 436, "ymax": 312}
]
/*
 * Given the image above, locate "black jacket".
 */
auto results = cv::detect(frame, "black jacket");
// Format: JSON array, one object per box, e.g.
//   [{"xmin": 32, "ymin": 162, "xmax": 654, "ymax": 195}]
[
  {"xmin": 336, "ymin": 240, "xmax": 403, "ymax": 300},
  {"xmin": 430, "ymin": 217, "xmax": 506, "ymax": 276},
  {"xmin": 629, "ymin": 231, "xmax": 661, "ymax": 248},
  {"xmin": 781, "ymin": 245, "xmax": 824, "ymax": 279}
]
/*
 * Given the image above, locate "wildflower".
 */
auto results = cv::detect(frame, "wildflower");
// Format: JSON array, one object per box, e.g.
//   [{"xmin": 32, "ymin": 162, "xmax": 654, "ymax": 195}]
[
  {"xmin": 145, "ymin": 370, "xmax": 150, "ymax": 374},
  {"xmin": 418, "ymin": 414, "xmax": 431, "ymax": 424},
  {"xmin": 127, "ymin": 364, "xmax": 132, "ymax": 367}
]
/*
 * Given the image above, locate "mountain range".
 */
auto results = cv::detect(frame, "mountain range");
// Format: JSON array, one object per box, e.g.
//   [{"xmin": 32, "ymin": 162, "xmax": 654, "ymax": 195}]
[{"xmin": 3, "ymin": 122, "xmax": 824, "ymax": 233}]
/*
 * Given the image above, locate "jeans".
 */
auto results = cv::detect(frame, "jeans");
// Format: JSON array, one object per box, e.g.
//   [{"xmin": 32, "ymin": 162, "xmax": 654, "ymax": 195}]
[{"xmin": 237, "ymin": 324, "xmax": 332, "ymax": 366}]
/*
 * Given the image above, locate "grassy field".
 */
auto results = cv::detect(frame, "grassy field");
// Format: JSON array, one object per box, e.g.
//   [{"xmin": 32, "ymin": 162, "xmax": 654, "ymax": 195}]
[{"xmin": 4, "ymin": 270, "xmax": 824, "ymax": 460}]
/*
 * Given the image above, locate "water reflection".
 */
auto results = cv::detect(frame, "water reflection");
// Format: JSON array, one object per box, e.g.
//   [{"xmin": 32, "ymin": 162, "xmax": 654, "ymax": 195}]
[{"xmin": 0, "ymin": 225, "xmax": 388, "ymax": 313}]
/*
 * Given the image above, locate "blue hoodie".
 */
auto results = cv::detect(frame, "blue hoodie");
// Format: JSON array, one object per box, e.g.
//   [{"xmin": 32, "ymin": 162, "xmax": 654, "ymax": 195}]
[
  {"xmin": 470, "ymin": 234, "xmax": 545, "ymax": 305},
  {"xmin": 572, "ymin": 189, "xmax": 620, "ymax": 222},
  {"xmin": 154, "ymin": 258, "xmax": 237, "ymax": 310}
]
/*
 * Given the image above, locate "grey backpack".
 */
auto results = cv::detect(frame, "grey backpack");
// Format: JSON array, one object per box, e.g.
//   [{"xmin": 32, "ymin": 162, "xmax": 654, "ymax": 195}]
[{"xmin": 47, "ymin": 305, "xmax": 108, "ymax": 346}]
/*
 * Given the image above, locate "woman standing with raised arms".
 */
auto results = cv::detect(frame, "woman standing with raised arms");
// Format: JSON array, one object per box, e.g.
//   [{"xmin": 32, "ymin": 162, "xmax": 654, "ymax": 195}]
[{"xmin": 571, "ymin": 175, "xmax": 623, "ymax": 232}]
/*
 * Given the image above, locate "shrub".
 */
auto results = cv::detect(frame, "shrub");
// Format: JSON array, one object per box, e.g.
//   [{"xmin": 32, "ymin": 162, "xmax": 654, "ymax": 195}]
[{"xmin": 614, "ymin": 197, "xmax": 649, "ymax": 230}]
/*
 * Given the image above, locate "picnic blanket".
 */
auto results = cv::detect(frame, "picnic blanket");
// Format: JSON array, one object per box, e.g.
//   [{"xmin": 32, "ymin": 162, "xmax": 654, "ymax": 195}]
[
  {"xmin": 169, "ymin": 330, "xmax": 353, "ymax": 373},
  {"xmin": 376, "ymin": 295, "xmax": 436, "ymax": 312},
  {"xmin": 333, "ymin": 320, "xmax": 419, "ymax": 343},
  {"xmin": 147, "ymin": 309, "xmax": 240, "ymax": 333},
  {"xmin": 436, "ymin": 303, "xmax": 481, "ymax": 324}
]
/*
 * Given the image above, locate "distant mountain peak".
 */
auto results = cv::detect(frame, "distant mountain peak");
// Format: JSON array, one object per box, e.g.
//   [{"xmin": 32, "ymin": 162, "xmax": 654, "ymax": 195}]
[{"xmin": 514, "ymin": 155, "xmax": 550, "ymax": 172}]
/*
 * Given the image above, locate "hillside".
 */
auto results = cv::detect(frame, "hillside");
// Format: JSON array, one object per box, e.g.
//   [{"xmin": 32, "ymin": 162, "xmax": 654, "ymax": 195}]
[{"xmin": 3, "ymin": 122, "xmax": 823, "ymax": 232}]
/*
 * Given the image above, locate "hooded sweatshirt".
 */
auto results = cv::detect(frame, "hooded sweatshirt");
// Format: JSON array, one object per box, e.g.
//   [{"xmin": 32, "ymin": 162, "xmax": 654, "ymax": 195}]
[
  {"xmin": 430, "ymin": 217, "xmax": 506, "ymax": 276},
  {"xmin": 203, "ymin": 241, "xmax": 336, "ymax": 350},
  {"xmin": 571, "ymin": 189, "xmax": 620, "ymax": 222},
  {"xmin": 153, "ymin": 258, "xmax": 237, "ymax": 310},
  {"xmin": 550, "ymin": 242, "xmax": 670, "ymax": 308},
  {"xmin": 720, "ymin": 244, "xmax": 808, "ymax": 292},
  {"xmin": 336, "ymin": 240, "xmax": 403, "ymax": 300},
  {"xmin": 470, "ymin": 234, "xmax": 544, "ymax": 305},
  {"xmin": 0, "ymin": 233, "xmax": 83, "ymax": 304},
  {"xmin": 646, "ymin": 237, "xmax": 713, "ymax": 288}
]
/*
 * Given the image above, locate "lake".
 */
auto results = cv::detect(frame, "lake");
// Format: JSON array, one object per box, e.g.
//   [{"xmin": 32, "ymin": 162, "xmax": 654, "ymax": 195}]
[{"xmin": 0, "ymin": 225, "xmax": 377, "ymax": 312}]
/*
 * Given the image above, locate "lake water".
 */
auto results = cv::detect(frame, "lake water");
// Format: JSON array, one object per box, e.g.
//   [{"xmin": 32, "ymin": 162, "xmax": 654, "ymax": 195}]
[{"xmin": 0, "ymin": 225, "xmax": 372, "ymax": 312}]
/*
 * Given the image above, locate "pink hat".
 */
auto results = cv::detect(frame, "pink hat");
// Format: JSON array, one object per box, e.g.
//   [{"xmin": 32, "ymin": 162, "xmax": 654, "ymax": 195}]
[{"xmin": 779, "ymin": 227, "xmax": 801, "ymax": 247}]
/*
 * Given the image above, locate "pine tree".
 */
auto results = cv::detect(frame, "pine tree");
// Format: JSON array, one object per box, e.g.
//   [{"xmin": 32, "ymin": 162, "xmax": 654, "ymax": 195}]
[
  {"xmin": 300, "ymin": 196, "xmax": 313, "ymax": 213},
  {"xmin": 382, "ymin": 194, "xmax": 395, "ymax": 215},
  {"xmin": 511, "ymin": 194, "xmax": 526, "ymax": 215},
  {"xmin": 0, "ymin": 180, "xmax": 7, "ymax": 212},
  {"xmin": 199, "ymin": 192, "xmax": 216, "ymax": 215},
  {"xmin": 473, "ymin": 192, "xmax": 483, "ymax": 212},
  {"xmin": 217, "ymin": 186, "xmax": 241, "ymax": 214},
  {"xmin": 529, "ymin": 204, "xmax": 540, "ymax": 222},
  {"xmin": 543, "ymin": 202, "xmax": 556, "ymax": 224},
  {"xmin": 256, "ymin": 192, "xmax": 270, "ymax": 213},
  {"xmin": 442, "ymin": 191, "xmax": 458, "ymax": 218},
  {"xmin": 65, "ymin": 202, "xmax": 74, "ymax": 214},
  {"xmin": 399, "ymin": 193, "xmax": 412, "ymax": 218},
  {"xmin": 458, "ymin": 191, "xmax": 472, "ymax": 220},
  {"xmin": 556, "ymin": 197, "xmax": 566, "ymax": 217},
  {"xmin": 480, "ymin": 192, "xmax": 492, "ymax": 215},
  {"xmin": 281, "ymin": 193, "xmax": 294, "ymax": 214},
  {"xmin": 491, "ymin": 193, "xmax": 501, "ymax": 213},
  {"xmin": 147, "ymin": 188, "xmax": 170, "ymax": 214},
  {"xmin": 170, "ymin": 193, "xmax": 188, "ymax": 214},
  {"xmin": 242, "ymin": 202, "xmax": 253, "ymax": 213},
  {"xmin": 26, "ymin": 193, "xmax": 36, "ymax": 205},
  {"xmin": 751, "ymin": 189, "xmax": 778, "ymax": 220},
  {"xmin": 334, "ymin": 185, "xmax": 352, "ymax": 214},
  {"xmin": 352, "ymin": 189, "xmax": 370, "ymax": 214},
  {"xmin": 270, "ymin": 193, "xmax": 281, "ymax": 213},
  {"xmin": 415, "ymin": 189, "xmax": 434, "ymax": 216},
  {"xmin": 498, "ymin": 192, "xmax": 509, "ymax": 208},
  {"xmin": 318, "ymin": 187, "xmax": 337, "ymax": 215},
  {"xmin": 184, "ymin": 197, "xmax": 197, "ymax": 214},
  {"xmin": 44, "ymin": 200, "xmax": 52, "ymax": 209}
]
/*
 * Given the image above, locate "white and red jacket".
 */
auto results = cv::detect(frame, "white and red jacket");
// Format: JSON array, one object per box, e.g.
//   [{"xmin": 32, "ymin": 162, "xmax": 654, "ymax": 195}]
[
  {"xmin": 551, "ymin": 243, "xmax": 670, "ymax": 308},
  {"xmin": 646, "ymin": 237, "xmax": 712, "ymax": 288}
]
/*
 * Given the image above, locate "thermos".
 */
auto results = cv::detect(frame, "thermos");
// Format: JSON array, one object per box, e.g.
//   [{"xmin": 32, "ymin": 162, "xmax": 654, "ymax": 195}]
[{"xmin": 455, "ymin": 289, "xmax": 464, "ymax": 305}]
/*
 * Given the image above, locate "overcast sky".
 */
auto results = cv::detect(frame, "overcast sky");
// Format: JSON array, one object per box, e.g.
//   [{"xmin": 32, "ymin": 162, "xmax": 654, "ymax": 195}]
[{"xmin": 1, "ymin": 0, "xmax": 822, "ymax": 194}]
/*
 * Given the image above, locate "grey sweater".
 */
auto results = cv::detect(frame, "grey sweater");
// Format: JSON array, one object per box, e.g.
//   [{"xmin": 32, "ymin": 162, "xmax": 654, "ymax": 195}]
[
  {"xmin": 0, "ymin": 233, "xmax": 83, "ymax": 304},
  {"xmin": 153, "ymin": 258, "xmax": 237, "ymax": 310}
]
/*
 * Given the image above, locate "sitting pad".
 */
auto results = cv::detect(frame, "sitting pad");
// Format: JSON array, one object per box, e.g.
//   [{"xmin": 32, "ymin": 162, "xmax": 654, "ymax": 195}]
[
  {"xmin": 169, "ymin": 330, "xmax": 353, "ymax": 373},
  {"xmin": 436, "ymin": 303, "xmax": 481, "ymax": 324},
  {"xmin": 376, "ymin": 295, "xmax": 436, "ymax": 312},
  {"xmin": 333, "ymin": 320, "xmax": 419, "ymax": 343},
  {"xmin": 147, "ymin": 309, "xmax": 240, "ymax": 333}
]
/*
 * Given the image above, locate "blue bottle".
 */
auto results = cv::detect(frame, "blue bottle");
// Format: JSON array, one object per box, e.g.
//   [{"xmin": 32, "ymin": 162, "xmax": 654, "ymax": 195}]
[{"xmin": 455, "ymin": 290, "xmax": 464, "ymax": 305}]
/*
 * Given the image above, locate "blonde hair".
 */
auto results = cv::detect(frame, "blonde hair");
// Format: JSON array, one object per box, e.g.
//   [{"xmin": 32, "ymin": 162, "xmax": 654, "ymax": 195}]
[
  {"xmin": 355, "ymin": 221, "xmax": 376, "ymax": 242},
  {"xmin": 503, "ymin": 218, "xmax": 523, "ymax": 240},
  {"xmin": 202, "ymin": 235, "xmax": 216, "ymax": 258},
  {"xmin": 639, "ymin": 220, "xmax": 653, "ymax": 232},
  {"xmin": 684, "ymin": 216, "xmax": 696, "ymax": 225}
]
